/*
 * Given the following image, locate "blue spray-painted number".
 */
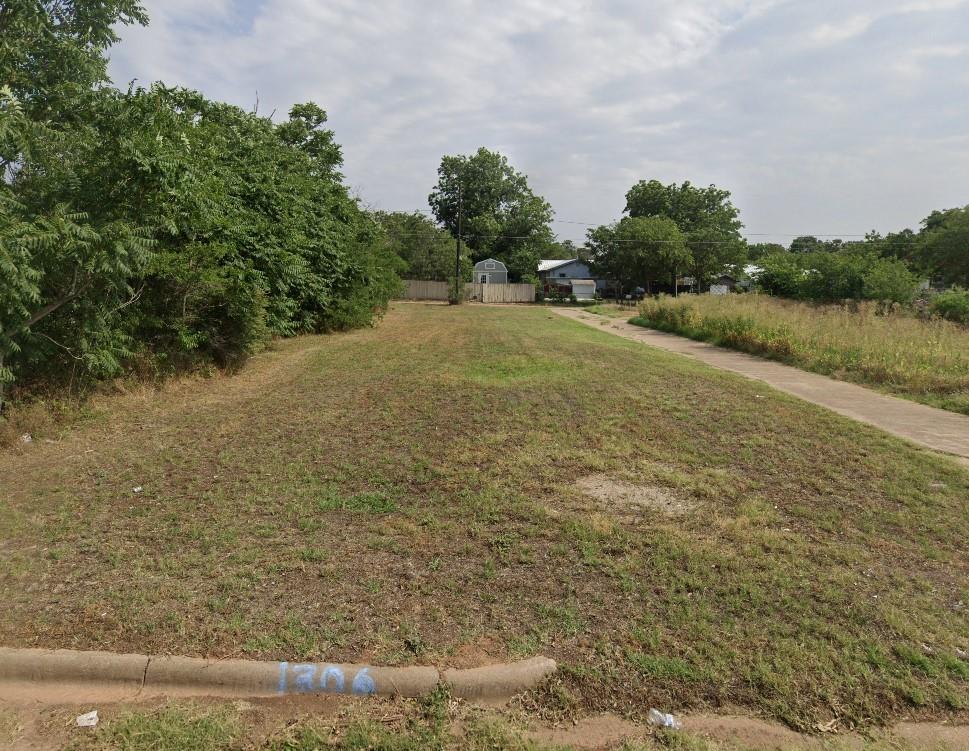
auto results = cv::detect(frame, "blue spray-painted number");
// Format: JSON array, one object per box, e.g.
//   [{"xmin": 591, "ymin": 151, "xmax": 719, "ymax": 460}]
[
  {"xmin": 351, "ymin": 667, "xmax": 376, "ymax": 695},
  {"xmin": 275, "ymin": 662, "xmax": 377, "ymax": 695},
  {"xmin": 292, "ymin": 663, "xmax": 317, "ymax": 693},
  {"xmin": 320, "ymin": 665, "xmax": 345, "ymax": 692}
]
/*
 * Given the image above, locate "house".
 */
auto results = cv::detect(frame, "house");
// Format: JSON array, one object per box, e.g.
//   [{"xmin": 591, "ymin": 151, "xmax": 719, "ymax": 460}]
[
  {"xmin": 538, "ymin": 258, "xmax": 593, "ymax": 283},
  {"xmin": 473, "ymin": 258, "xmax": 508, "ymax": 284},
  {"xmin": 538, "ymin": 258, "xmax": 609, "ymax": 297}
]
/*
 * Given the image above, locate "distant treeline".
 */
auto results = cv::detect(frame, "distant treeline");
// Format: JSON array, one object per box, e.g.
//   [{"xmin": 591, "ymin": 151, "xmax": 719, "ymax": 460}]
[
  {"xmin": 750, "ymin": 212, "xmax": 969, "ymax": 307},
  {"xmin": 1, "ymin": 2, "xmax": 401, "ymax": 407}
]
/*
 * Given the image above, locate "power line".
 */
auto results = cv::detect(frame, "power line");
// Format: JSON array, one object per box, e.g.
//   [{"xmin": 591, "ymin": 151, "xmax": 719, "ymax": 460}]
[
  {"xmin": 383, "ymin": 230, "xmax": 870, "ymax": 245},
  {"xmin": 381, "ymin": 211, "xmax": 871, "ymax": 239}
]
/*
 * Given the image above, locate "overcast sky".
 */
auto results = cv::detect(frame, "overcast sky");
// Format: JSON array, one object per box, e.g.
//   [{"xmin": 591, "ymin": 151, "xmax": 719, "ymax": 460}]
[{"xmin": 108, "ymin": 0, "xmax": 969, "ymax": 245}]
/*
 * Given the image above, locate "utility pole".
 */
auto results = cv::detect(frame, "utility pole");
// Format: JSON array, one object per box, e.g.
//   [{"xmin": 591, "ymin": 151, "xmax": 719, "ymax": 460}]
[{"xmin": 452, "ymin": 179, "xmax": 463, "ymax": 304}]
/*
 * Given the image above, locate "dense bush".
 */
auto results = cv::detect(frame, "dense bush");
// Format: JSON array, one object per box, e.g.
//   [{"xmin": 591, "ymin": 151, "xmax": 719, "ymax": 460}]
[
  {"xmin": 756, "ymin": 251, "xmax": 917, "ymax": 303},
  {"xmin": 0, "ymin": 3, "xmax": 400, "ymax": 407},
  {"xmin": 930, "ymin": 287, "xmax": 969, "ymax": 324}
]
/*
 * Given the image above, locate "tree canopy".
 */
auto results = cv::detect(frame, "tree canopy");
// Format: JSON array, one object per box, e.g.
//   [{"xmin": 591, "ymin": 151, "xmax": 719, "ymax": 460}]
[
  {"xmin": 375, "ymin": 211, "xmax": 466, "ymax": 282},
  {"xmin": 0, "ymin": 0, "xmax": 400, "ymax": 407},
  {"xmin": 624, "ymin": 179, "xmax": 746, "ymax": 286},
  {"xmin": 428, "ymin": 147, "xmax": 554, "ymax": 281},
  {"xmin": 587, "ymin": 216, "xmax": 689, "ymax": 292},
  {"xmin": 917, "ymin": 206, "xmax": 969, "ymax": 286}
]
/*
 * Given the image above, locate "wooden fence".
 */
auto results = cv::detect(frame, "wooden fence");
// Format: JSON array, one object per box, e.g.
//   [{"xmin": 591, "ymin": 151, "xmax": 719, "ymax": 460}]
[
  {"xmin": 400, "ymin": 280, "xmax": 451, "ymax": 300},
  {"xmin": 465, "ymin": 283, "xmax": 535, "ymax": 303},
  {"xmin": 399, "ymin": 280, "xmax": 534, "ymax": 304}
]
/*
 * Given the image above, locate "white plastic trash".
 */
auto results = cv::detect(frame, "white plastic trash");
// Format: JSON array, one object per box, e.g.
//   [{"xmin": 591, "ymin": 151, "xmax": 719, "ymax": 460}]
[
  {"xmin": 647, "ymin": 708, "xmax": 681, "ymax": 730},
  {"xmin": 75, "ymin": 710, "xmax": 99, "ymax": 728}
]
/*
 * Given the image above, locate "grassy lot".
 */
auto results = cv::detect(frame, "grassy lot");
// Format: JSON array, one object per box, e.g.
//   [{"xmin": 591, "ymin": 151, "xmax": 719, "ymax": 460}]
[
  {"xmin": 49, "ymin": 693, "xmax": 958, "ymax": 751},
  {"xmin": 1, "ymin": 303, "xmax": 967, "ymax": 731},
  {"xmin": 630, "ymin": 295, "xmax": 969, "ymax": 415}
]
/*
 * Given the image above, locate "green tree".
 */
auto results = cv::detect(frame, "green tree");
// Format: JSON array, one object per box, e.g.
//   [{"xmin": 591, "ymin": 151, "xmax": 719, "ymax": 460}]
[
  {"xmin": 918, "ymin": 206, "xmax": 969, "ymax": 286},
  {"xmin": 861, "ymin": 257, "xmax": 918, "ymax": 303},
  {"xmin": 624, "ymin": 179, "xmax": 745, "ymax": 288},
  {"xmin": 1, "ymin": 1, "xmax": 152, "ymax": 406},
  {"xmin": 0, "ymin": 3, "xmax": 401, "ymax": 408},
  {"xmin": 587, "ymin": 216, "xmax": 690, "ymax": 293},
  {"xmin": 756, "ymin": 253, "xmax": 804, "ymax": 297},
  {"xmin": 375, "ymin": 211, "xmax": 468, "ymax": 282},
  {"xmin": 790, "ymin": 236, "xmax": 823, "ymax": 253},
  {"xmin": 543, "ymin": 239, "xmax": 582, "ymax": 260},
  {"xmin": 428, "ymin": 147, "xmax": 554, "ymax": 281},
  {"xmin": 865, "ymin": 229, "xmax": 919, "ymax": 265},
  {"xmin": 748, "ymin": 242, "xmax": 786, "ymax": 261}
]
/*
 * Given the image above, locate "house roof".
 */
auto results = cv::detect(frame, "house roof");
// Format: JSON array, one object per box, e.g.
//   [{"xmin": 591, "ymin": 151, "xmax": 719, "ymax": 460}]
[{"xmin": 538, "ymin": 258, "xmax": 581, "ymax": 272}]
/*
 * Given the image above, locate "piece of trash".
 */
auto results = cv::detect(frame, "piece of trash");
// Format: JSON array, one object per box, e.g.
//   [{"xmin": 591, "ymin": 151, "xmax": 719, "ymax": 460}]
[
  {"xmin": 20, "ymin": 433, "xmax": 32, "ymax": 444},
  {"xmin": 75, "ymin": 710, "xmax": 98, "ymax": 728},
  {"xmin": 132, "ymin": 486, "xmax": 143, "ymax": 494},
  {"xmin": 647, "ymin": 708, "xmax": 681, "ymax": 730}
]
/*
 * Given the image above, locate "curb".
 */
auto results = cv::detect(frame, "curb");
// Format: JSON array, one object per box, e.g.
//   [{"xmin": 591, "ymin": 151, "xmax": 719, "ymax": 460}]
[{"xmin": 0, "ymin": 648, "xmax": 555, "ymax": 703}]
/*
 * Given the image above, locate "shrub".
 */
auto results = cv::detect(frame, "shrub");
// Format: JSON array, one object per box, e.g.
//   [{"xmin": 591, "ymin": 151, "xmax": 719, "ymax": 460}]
[
  {"xmin": 931, "ymin": 287, "xmax": 969, "ymax": 324},
  {"xmin": 862, "ymin": 258, "xmax": 919, "ymax": 303}
]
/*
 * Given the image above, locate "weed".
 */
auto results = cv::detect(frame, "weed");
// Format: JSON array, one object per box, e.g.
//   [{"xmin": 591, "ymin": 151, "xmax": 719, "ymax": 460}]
[{"xmin": 633, "ymin": 294, "xmax": 969, "ymax": 414}]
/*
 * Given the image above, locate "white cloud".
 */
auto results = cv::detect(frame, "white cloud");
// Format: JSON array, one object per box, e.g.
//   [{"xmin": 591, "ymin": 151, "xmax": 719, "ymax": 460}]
[
  {"xmin": 807, "ymin": 14, "xmax": 874, "ymax": 46},
  {"xmin": 109, "ymin": 0, "xmax": 969, "ymax": 243}
]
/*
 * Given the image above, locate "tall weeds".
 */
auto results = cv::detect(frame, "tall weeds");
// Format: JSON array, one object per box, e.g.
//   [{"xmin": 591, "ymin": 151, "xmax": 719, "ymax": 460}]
[{"xmin": 634, "ymin": 295, "xmax": 969, "ymax": 414}]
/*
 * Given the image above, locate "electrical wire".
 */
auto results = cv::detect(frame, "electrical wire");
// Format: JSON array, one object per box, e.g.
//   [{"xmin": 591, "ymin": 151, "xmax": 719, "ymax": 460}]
[{"xmin": 380, "ymin": 210, "xmax": 871, "ymax": 240}]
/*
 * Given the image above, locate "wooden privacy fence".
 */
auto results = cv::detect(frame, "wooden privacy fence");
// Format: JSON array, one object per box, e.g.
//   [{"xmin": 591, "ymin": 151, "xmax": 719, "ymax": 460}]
[
  {"xmin": 466, "ymin": 283, "xmax": 535, "ymax": 303},
  {"xmin": 399, "ymin": 280, "xmax": 535, "ymax": 304},
  {"xmin": 401, "ymin": 280, "xmax": 451, "ymax": 300}
]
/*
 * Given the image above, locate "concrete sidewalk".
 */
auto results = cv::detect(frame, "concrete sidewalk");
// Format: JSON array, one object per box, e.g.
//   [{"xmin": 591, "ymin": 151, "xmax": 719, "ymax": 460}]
[{"xmin": 555, "ymin": 307, "xmax": 969, "ymax": 464}]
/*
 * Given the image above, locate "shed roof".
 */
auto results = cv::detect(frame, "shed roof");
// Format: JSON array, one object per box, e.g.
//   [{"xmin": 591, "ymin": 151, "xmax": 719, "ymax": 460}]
[{"xmin": 474, "ymin": 258, "xmax": 507, "ymax": 270}]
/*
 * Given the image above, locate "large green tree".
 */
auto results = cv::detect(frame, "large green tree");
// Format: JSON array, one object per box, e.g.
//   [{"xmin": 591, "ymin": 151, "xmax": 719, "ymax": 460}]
[
  {"xmin": 917, "ymin": 206, "xmax": 969, "ymax": 286},
  {"xmin": 428, "ymin": 147, "xmax": 554, "ymax": 281},
  {"xmin": 1, "ymin": 1, "xmax": 152, "ymax": 403},
  {"xmin": 0, "ymin": 1, "xmax": 401, "ymax": 408},
  {"xmin": 587, "ymin": 216, "xmax": 690, "ymax": 293},
  {"xmin": 375, "ymin": 211, "xmax": 467, "ymax": 282},
  {"xmin": 624, "ymin": 179, "xmax": 746, "ymax": 287}
]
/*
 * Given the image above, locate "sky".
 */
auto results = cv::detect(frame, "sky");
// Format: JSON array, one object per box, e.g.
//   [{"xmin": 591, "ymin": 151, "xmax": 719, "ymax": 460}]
[{"xmin": 107, "ymin": 0, "xmax": 969, "ymax": 245}]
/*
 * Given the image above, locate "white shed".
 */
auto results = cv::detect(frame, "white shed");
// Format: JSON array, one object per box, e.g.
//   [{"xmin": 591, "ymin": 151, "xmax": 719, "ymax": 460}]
[{"xmin": 571, "ymin": 280, "xmax": 597, "ymax": 300}]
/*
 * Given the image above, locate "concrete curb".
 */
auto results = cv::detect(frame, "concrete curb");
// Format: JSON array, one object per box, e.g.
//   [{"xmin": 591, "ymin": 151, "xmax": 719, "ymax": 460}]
[{"xmin": 0, "ymin": 648, "xmax": 555, "ymax": 703}]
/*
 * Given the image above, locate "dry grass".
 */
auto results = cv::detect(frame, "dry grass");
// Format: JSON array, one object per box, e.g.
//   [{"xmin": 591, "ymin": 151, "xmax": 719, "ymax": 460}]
[
  {"xmin": 1, "ymin": 303, "xmax": 967, "ymax": 731},
  {"xmin": 632, "ymin": 295, "xmax": 969, "ymax": 414}
]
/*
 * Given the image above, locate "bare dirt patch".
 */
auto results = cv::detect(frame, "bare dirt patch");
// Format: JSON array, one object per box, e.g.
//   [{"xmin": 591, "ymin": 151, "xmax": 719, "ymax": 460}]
[
  {"xmin": 576, "ymin": 474, "xmax": 695, "ymax": 515},
  {"xmin": 527, "ymin": 713, "xmax": 648, "ymax": 748}
]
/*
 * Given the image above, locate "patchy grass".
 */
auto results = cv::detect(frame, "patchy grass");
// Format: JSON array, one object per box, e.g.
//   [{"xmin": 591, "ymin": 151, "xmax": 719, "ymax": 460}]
[
  {"xmin": 62, "ymin": 694, "xmax": 962, "ymax": 751},
  {"xmin": 631, "ymin": 294, "xmax": 969, "ymax": 414},
  {"xmin": 78, "ymin": 704, "xmax": 242, "ymax": 751},
  {"xmin": 2, "ymin": 303, "xmax": 968, "ymax": 731},
  {"xmin": 69, "ymin": 692, "xmax": 576, "ymax": 751}
]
